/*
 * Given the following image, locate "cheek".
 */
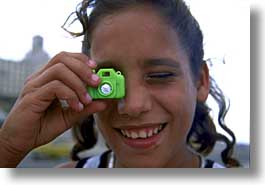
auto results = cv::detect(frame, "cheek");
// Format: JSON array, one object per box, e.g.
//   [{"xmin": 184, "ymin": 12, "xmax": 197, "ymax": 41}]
[{"xmin": 154, "ymin": 82, "xmax": 197, "ymax": 136}]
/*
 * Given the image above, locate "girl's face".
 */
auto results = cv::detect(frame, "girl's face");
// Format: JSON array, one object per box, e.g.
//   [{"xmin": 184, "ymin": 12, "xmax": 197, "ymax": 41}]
[{"xmin": 90, "ymin": 5, "xmax": 208, "ymax": 167}]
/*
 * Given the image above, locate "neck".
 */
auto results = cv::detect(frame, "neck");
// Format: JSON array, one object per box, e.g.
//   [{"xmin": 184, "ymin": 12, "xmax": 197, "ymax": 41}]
[
  {"xmin": 163, "ymin": 147, "xmax": 201, "ymax": 168},
  {"xmin": 113, "ymin": 148, "xmax": 201, "ymax": 168}
]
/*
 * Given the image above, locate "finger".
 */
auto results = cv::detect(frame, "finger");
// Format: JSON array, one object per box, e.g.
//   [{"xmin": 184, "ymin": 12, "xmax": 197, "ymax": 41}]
[
  {"xmin": 24, "ymin": 71, "xmax": 39, "ymax": 85},
  {"xmin": 55, "ymin": 53, "xmax": 98, "ymax": 83},
  {"xmin": 24, "ymin": 52, "xmax": 94, "ymax": 84},
  {"xmin": 65, "ymin": 100, "xmax": 108, "ymax": 126},
  {"xmin": 29, "ymin": 63, "xmax": 95, "ymax": 106},
  {"xmin": 70, "ymin": 54, "xmax": 97, "ymax": 68},
  {"xmin": 42, "ymin": 52, "xmax": 98, "ymax": 74},
  {"xmin": 30, "ymin": 80, "xmax": 86, "ymax": 113},
  {"xmin": 66, "ymin": 52, "xmax": 89, "ymax": 61},
  {"xmin": 50, "ymin": 54, "xmax": 96, "ymax": 85},
  {"xmin": 68, "ymin": 52, "xmax": 97, "ymax": 67},
  {"xmin": 44, "ymin": 100, "xmax": 108, "ymax": 137}
]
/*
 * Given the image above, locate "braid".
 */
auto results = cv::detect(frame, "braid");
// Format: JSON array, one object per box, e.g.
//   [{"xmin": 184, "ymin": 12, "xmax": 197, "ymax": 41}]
[
  {"xmin": 187, "ymin": 77, "xmax": 241, "ymax": 167},
  {"xmin": 71, "ymin": 116, "xmax": 97, "ymax": 160}
]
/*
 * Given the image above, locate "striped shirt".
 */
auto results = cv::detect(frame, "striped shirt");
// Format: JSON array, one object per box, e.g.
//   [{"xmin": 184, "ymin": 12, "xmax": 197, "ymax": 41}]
[{"xmin": 76, "ymin": 150, "xmax": 225, "ymax": 168}]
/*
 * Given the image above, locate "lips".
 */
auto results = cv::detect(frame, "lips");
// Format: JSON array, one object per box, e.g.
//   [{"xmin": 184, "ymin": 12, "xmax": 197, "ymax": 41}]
[
  {"xmin": 114, "ymin": 123, "xmax": 167, "ymax": 149},
  {"xmin": 118, "ymin": 124, "xmax": 166, "ymax": 139}
]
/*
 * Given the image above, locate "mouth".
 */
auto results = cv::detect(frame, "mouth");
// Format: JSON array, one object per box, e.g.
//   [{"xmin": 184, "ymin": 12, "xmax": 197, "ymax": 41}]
[{"xmin": 114, "ymin": 123, "xmax": 168, "ymax": 149}]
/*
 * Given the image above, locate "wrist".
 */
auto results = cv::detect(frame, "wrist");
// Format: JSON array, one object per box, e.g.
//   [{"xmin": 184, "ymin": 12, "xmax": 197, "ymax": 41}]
[{"xmin": 0, "ymin": 129, "xmax": 28, "ymax": 167}]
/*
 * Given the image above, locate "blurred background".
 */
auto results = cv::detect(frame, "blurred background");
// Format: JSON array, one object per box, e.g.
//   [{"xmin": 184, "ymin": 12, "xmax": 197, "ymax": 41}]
[{"xmin": 0, "ymin": 0, "xmax": 249, "ymax": 168}]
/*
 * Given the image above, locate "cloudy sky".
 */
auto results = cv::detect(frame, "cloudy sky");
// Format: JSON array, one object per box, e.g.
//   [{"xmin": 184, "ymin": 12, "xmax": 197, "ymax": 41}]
[{"xmin": 0, "ymin": 0, "xmax": 250, "ymax": 143}]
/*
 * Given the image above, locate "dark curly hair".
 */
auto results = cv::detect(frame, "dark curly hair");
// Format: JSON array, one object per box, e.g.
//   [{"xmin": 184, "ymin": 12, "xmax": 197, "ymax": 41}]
[{"xmin": 63, "ymin": 0, "xmax": 240, "ymax": 167}]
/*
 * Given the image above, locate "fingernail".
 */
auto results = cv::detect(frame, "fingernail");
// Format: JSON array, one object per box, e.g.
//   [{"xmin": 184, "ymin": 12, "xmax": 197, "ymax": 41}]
[
  {"xmin": 91, "ymin": 74, "xmax": 100, "ymax": 82},
  {"xmin": 78, "ymin": 102, "xmax": 84, "ymax": 111},
  {"xmin": 88, "ymin": 60, "xmax": 97, "ymax": 67},
  {"xmin": 84, "ymin": 93, "xmax": 92, "ymax": 104}
]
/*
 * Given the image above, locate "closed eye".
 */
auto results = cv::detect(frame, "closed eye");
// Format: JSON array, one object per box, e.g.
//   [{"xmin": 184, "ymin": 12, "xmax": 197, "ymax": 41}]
[
  {"xmin": 147, "ymin": 72, "xmax": 176, "ymax": 79},
  {"xmin": 144, "ymin": 72, "xmax": 178, "ymax": 84}
]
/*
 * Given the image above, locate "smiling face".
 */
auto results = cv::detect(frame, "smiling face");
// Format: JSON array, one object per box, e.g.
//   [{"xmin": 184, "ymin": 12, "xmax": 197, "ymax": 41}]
[{"xmin": 90, "ymin": 5, "xmax": 207, "ymax": 167}]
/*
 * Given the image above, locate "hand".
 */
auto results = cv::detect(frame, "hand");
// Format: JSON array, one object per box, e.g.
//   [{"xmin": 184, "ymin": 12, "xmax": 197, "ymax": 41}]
[{"xmin": 0, "ymin": 52, "xmax": 107, "ymax": 161}]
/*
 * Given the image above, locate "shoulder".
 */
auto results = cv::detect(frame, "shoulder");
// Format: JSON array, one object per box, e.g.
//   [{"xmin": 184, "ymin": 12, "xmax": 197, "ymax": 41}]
[
  {"xmin": 56, "ymin": 161, "xmax": 78, "ymax": 168},
  {"xmin": 55, "ymin": 154, "xmax": 103, "ymax": 168},
  {"xmin": 204, "ymin": 159, "xmax": 225, "ymax": 168},
  {"xmin": 212, "ymin": 162, "xmax": 225, "ymax": 168},
  {"xmin": 76, "ymin": 150, "xmax": 112, "ymax": 168}
]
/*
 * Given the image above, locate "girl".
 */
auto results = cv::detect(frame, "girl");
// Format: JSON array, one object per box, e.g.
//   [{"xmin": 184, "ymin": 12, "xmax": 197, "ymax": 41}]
[{"xmin": 0, "ymin": 0, "xmax": 240, "ymax": 168}]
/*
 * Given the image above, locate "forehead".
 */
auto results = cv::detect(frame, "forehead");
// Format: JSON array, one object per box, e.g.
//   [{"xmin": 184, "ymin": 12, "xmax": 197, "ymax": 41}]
[
  {"xmin": 91, "ymin": 5, "xmax": 170, "ymax": 37},
  {"xmin": 90, "ymin": 5, "xmax": 186, "ymax": 66}
]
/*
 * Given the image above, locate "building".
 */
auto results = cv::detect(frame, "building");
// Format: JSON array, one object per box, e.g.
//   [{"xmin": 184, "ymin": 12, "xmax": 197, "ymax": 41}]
[{"xmin": 0, "ymin": 35, "xmax": 50, "ymax": 98}]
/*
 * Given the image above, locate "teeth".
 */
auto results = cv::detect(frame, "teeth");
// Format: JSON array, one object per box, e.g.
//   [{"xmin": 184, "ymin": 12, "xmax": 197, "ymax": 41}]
[
  {"xmin": 148, "ymin": 130, "xmax": 153, "ymax": 137},
  {"xmin": 121, "ymin": 130, "xmax": 126, "ymax": 136},
  {"xmin": 139, "ymin": 130, "xmax": 147, "ymax": 138},
  {"xmin": 125, "ymin": 130, "xmax": 131, "ymax": 138},
  {"xmin": 119, "ymin": 124, "xmax": 165, "ymax": 139},
  {"xmin": 131, "ymin": 132, "xmax": 138, "ymax": 139}
]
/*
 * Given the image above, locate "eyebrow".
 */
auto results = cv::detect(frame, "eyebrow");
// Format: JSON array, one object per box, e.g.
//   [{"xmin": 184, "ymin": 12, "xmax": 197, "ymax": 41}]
[
  {"xmin": 96, "ymin": 60, "xmax": 119, "ymax": 69},
  {"xmin": 96, "ymin": 58, "xmax": 181, "ymax": 69},
  {"xmin": 143, "ymin": 58, "xmax": 181, "ymax": 69}
]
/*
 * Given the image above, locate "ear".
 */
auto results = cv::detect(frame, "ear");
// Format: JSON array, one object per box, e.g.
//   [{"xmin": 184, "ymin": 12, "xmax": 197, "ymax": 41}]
[{"xmin": 196, "ymin": 63, "xmax": 210, "ymax": 102}]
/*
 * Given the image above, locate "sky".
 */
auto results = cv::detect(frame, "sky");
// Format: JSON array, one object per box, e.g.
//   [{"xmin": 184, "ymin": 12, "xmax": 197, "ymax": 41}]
[{"xmin": 0, "ymin": 0, "xmax": 250, "ymax": 144}]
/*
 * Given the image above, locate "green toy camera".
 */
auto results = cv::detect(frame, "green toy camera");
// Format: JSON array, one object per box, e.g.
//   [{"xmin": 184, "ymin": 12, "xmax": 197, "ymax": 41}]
[{"xmin": 88, "ymin": 68, "xmax": 125, "ymax": 99}]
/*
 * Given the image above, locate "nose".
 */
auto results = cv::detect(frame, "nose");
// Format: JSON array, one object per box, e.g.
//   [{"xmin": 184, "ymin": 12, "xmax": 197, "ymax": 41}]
[{"xmin": 118, "ymin": 78, "xmax": 152, "ymax": 118}]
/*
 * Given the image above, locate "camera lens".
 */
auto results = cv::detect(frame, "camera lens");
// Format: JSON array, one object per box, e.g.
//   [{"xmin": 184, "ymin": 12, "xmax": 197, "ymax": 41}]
[{"xmin": 100, "ymin": 83, "xmax": 112, "ymax": 95}]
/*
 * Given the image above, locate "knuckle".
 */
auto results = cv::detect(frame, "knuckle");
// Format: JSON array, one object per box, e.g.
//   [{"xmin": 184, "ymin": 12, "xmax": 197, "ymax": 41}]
[
  {"xmin": 57, "ymin": 51, "xmax": 68, "ymax": 58},
  {"xmin": 54, "ymin": 62, "xmax": 66, "ymax": 69},
  {"xmin": 24, "ymin": 74, "xmax": 33, "ymax": 85},
  {"xmin": 52, "ymin": 51, "xmax": 68, "ymax": 62},
  {"xmin": 62, "ymin": 93, "xmax": 79, "ymax": 104},
  {"xmin": 73, "ymin": 52, "xmax": 88, "ymax": 60},
  {"xmin": 20, "ymin": 84, "xmax": 33, "ymax": 98},
  {"xmin": 52, "ymin": 63, "xmax": 68, "ymax": 74},
  {"xmin": 21, "ymin": 79, "xmax": 37, "ymax": 97},
  {"xmin": 23, "ymin": 80, "xmax": 33, "ymax": 90},
  {"xmin": 46, "ymin": 80, "xmax": 60, "ymax": 92},
  {"xmin": 50, "ymin": 80, "xmax": 63, "ymax": 87},
  {"xmin": 49, "ymin": 80, "xmax": 78, "ymax": 100},
  {"xmin": 68, "ymin": 94, "xmax": 79, "ymax": 102},
  {"xmin": 80, "ymin": 54, "xmax": 89, "ymax": 61}
]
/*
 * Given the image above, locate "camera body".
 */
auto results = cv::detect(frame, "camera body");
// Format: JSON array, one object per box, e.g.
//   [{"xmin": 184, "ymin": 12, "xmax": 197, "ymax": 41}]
[{"xmin": 88, "ymin": 68, "xmax": 125, "ymax": 99}]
